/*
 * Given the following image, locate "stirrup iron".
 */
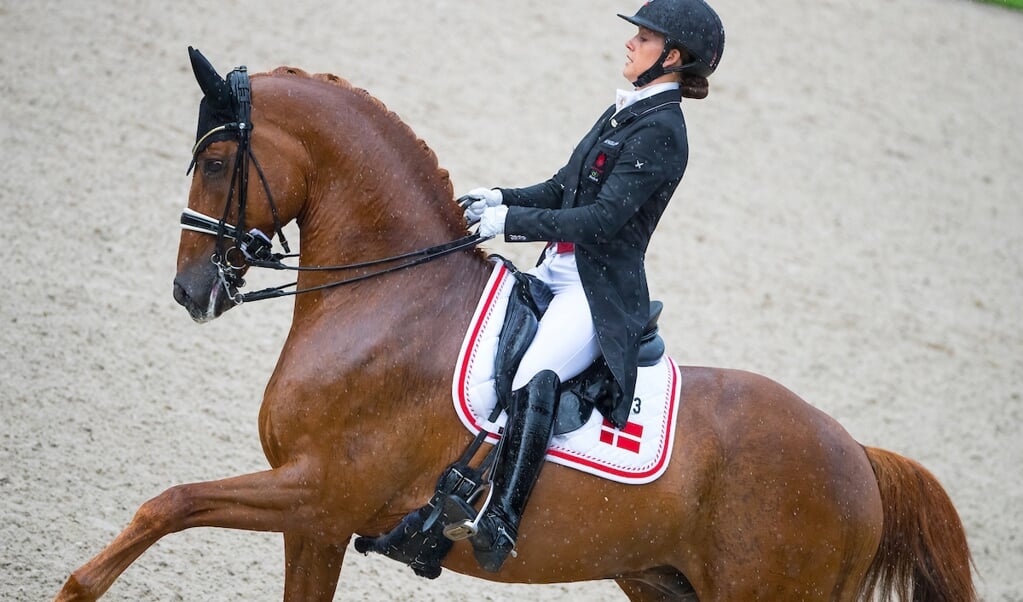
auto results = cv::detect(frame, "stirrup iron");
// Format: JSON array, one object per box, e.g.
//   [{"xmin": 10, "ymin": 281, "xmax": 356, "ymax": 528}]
[
  {"xmin": 440, "ymin": 495, "xmax": 478, "ymax": 541},
  {"xmin": 443, "ymin": 519, "xmax": 479, "ymax": 541},
  {"xmin": 440, "ymin": 486, "xmax": 492, "ymax": 541}
]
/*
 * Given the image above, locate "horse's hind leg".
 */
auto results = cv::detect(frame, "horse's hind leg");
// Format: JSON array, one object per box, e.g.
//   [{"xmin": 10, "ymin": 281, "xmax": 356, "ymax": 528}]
[
  {"xmin": 282, "ymin": 533, "xmax": 345, "ymax": 602},
  {"xmin": 55, "ymin": 464, "xmax": 321, "ymax": 601}
]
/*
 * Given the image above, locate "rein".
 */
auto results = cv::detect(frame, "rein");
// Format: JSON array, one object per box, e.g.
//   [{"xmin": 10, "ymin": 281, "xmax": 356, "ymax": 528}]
[
  {"xmin": 181, "ymin": 207, "xmax": 486, "ymax": 302},
  {"xmin": 184, "ymin": 65, "xmax": 488, "ymax": 306}
]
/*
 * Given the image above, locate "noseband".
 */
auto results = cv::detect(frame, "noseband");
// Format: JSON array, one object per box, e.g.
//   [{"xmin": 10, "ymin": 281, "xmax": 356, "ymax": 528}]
[{"xmin": 183, "ymin": 65, "xmax": 487, "ymax": 305}]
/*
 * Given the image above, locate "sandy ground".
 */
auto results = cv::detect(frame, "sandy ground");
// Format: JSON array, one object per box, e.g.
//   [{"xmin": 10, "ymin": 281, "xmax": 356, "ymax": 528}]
[{"xmin": 2, "ymin": 0, "xmax": 1021, "ymax": 600}]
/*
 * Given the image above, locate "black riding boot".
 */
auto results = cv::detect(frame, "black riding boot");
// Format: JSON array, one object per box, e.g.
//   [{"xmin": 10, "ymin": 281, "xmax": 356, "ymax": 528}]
[{"xmin": 453, "ymin": 370, "xmax": 560, "ymax": 572}]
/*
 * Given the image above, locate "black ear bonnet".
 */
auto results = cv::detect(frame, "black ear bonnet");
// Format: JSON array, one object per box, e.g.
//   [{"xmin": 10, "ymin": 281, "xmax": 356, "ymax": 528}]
[{"xmin": 188, "ymin": 46, "xmax": 250, "ymax": 157}]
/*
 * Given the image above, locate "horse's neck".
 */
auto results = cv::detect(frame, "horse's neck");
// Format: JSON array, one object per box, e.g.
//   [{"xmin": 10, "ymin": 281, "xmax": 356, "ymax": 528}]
[
  {"xmin": 289, "ymin": 184, "xmax": 491, "ymax": 326},
  {"xmin": 268, "ymin": 76, "xmax": 492, "ymax": 330},
  {"xmin": 293, "ymin": 118, "xmax": 459, "ymax": 267},
  {"xmin": 293, "ymin": 182, "xmax": 473, "ymax": 281}
]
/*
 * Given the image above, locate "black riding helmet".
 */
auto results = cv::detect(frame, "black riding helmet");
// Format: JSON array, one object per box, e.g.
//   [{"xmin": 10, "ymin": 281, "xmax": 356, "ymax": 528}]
[{"xmin": 619, "ymin": 0, "xmax": 725, "ymax": 87}]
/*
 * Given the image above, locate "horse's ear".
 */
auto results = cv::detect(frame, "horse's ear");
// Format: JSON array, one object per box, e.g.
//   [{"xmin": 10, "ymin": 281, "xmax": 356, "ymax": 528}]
[{"xmin": 188, "ymin": 46, "xmax": 231, "ymax": 107}]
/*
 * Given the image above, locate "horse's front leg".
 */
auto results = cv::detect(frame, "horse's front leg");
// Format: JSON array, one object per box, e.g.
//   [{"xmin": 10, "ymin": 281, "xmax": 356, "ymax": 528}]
[
  {"xmin": 55, "ymin": 462, "xmax": 328, "ymax": 601},
  {"xmin": 282, "ymin": 533, "xmax": 347, "ymax": 602}
]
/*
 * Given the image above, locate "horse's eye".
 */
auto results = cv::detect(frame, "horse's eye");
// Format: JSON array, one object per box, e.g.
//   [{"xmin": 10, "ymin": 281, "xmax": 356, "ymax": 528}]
[{"xmin": 202, "ymin": 159, "xmax": 225, "ymax": 176}]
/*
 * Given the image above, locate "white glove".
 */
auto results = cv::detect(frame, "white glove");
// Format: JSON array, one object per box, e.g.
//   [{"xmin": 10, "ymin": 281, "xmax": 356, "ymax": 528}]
[
  {"xmin": 462, "ymin": 187, "xmax": 503, "ymax": 223},
  {"xmin": 478, "ymin": 205, "xmax": 508, "ymax": 238}
]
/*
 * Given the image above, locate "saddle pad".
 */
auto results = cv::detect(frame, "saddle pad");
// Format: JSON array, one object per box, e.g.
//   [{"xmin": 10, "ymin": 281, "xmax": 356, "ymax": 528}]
[{"xmin": 452, "ymin": 260, "xmax": 681, "ymax": 485}]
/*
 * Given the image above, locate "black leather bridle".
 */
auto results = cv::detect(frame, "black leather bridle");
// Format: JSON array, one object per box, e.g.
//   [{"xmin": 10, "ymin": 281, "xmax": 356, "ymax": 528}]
[{"xmin": 182, "ymin": 64, "xmax": 487, "ymax": 305}]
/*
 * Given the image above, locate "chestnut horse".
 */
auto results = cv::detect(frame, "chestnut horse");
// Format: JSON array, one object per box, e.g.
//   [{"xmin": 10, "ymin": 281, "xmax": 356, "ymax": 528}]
[{"xmin": 56, "ymin": 52, "xmax": 975, "ymax": 601}]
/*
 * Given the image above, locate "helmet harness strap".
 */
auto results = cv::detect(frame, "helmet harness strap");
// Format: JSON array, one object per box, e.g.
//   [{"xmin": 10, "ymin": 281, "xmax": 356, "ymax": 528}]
[{"xmin": 631, "ymin": 43, "xmax": 698, "ymax": 88}]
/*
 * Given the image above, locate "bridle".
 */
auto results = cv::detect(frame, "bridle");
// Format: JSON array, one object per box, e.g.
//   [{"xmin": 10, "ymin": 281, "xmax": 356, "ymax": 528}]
[{"xmin": 182, "ymin": 65, "xmax": 488, "ymax": 305}]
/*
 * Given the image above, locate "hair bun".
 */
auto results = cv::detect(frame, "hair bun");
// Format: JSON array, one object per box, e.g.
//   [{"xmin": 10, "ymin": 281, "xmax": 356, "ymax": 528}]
[{"xmin": 680, "ymin": 75, "xmax": 709, "ymax": 99}]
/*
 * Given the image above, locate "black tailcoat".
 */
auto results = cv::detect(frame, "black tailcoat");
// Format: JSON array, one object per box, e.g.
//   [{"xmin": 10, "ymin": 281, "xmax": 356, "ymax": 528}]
[{"xmin": 500, "ymin": 89, "xmax": 688, "ymax": 426}]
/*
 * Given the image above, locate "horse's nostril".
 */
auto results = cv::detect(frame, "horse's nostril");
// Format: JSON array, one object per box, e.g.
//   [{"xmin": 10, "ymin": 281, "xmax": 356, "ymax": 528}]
[{"xmin": 173, "ymin": 281, "xmax": 189, "ymax": 307}]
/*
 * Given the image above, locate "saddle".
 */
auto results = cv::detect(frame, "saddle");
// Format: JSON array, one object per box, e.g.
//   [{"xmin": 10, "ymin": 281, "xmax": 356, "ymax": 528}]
[{"xmin": 353, "ymin": 257, "xmax": 665, "ymax": 578}]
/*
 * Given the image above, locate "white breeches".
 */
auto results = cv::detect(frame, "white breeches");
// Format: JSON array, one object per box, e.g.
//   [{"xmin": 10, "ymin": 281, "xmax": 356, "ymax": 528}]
[{"xmin": 511, "ymin": 249, "xmax": 601, "ymax": 390}]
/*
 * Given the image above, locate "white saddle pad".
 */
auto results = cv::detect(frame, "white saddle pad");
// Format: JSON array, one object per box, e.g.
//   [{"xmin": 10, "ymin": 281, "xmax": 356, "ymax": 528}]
[{"xmin": 451, "ymin": 260, "xmax": 681, "ymax": 485}]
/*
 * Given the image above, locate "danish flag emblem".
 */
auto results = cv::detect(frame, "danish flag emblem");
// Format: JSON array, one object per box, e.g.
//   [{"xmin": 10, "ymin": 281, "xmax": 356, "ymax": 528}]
[{"xmin": 599, "ymin": 418, "xmax": 644, "ymax": 453}]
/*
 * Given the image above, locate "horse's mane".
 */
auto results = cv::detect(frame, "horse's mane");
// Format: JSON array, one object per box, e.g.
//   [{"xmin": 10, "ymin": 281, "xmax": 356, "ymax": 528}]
[{"xmin": 256, "ymin": 66, "xmax": 454, "ymax": 202}]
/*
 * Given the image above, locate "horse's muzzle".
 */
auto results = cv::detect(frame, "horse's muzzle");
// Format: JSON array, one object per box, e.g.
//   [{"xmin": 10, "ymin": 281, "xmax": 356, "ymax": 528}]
[{"xmin": 173, "ymin": 266, "xmax": 234, "ymax": 323}]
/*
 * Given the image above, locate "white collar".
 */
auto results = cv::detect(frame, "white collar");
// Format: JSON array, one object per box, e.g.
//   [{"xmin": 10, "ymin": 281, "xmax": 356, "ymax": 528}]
[{"xmin": 614, "ymin": 82, "xmax": 680, "ymax": 114}]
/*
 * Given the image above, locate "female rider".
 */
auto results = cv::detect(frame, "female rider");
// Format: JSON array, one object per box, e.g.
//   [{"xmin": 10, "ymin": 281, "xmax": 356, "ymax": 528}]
[{"xmin": 449, "ymin": 0, "xmax": 726, "ymax": 573}]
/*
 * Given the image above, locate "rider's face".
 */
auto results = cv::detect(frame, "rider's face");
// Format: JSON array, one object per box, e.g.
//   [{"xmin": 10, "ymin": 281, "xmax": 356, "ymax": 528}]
[{"xmin": 623, "ymin": 27, "xmax": 666, "ymax": 86}]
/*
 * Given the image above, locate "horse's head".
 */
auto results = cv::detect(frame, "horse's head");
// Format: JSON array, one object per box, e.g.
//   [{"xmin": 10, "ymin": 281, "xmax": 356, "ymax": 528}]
[
  {"xmin": 175, "ymin": 48, "xmax": 481, "ymax": 322},
  {"xmin": 174, "ymin": 48, "xmax": 308, "ymax": 322}
]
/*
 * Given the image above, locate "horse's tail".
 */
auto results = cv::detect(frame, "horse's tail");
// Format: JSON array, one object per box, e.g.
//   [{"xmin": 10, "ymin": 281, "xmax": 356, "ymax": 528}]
[{"xmin": 860, "ymin": 446, "xmax": 976, "ymax": 602}]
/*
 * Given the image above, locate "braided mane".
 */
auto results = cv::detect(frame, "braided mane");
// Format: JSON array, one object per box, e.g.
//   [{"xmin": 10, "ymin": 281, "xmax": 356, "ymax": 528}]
[{"xmin": 258, "ymin": 66, "xmax": 454, "ymax": 202}]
